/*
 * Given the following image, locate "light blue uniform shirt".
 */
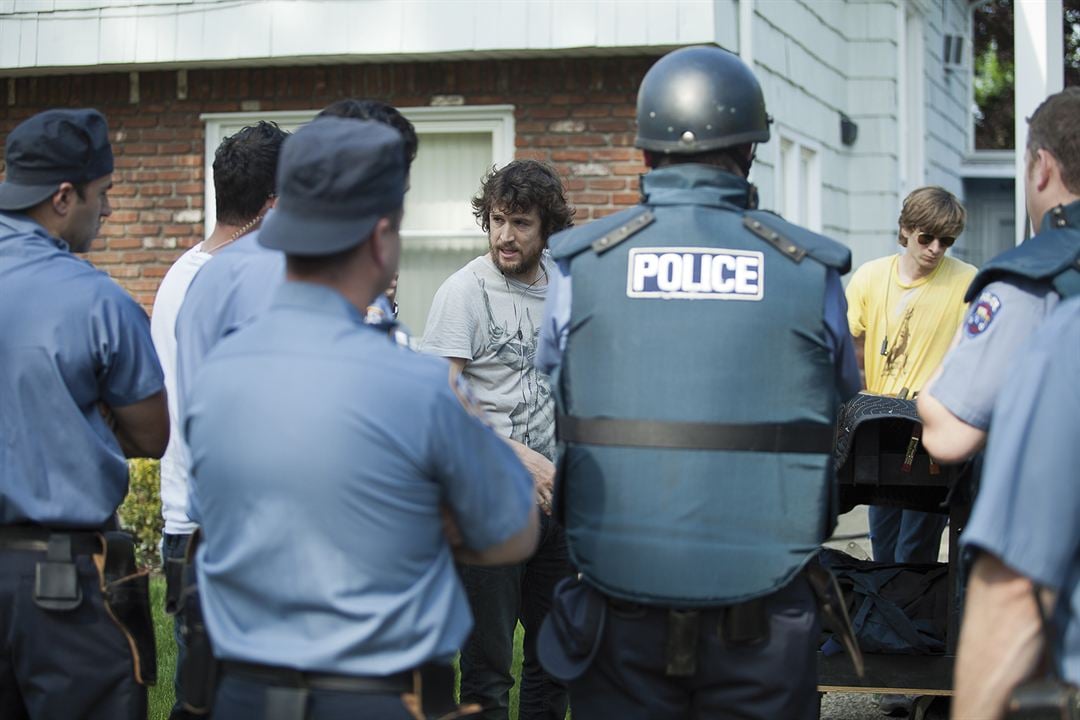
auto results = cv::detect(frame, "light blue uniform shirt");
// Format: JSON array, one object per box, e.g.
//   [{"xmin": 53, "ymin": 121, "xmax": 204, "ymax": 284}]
[
  {"xmin": 962, "ymin": 296, "xmax": 1080, "ymax": 683},
  {"xmin": 185, "ymin": 281, "xmax": 533, "ymax": 674},
  {"xmin": 538, "ymin": 258, "xmax": 861, "ymax": 399},
  {"xmin": 174, "ymin": 230, "xmax": 284, "ymax": 414},
  {"xmin": 0, "ymin": 211, "xmax": 164, "ymax": 527}
]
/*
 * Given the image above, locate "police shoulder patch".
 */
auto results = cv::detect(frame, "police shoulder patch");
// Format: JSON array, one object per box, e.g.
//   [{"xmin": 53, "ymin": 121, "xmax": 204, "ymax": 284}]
[
  {"xmin": 626, "ymin": 246, "xmax": 764, "ymax": 300},
  {"xmin": 965, "ymin": 290, "xmax": 1002, "ymax": 337}
]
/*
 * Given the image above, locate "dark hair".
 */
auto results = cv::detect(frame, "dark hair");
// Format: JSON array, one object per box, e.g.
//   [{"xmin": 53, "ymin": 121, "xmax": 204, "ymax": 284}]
[
  {"xmin": 1027, "ymin": 87, "xmax": 1080, "ymax": 195},
  {"xmin": 213, "ymin": 121, "xmax": 288, "ymax": 226},
  {"xmin": 897, "ymin": 186, "xmax": 966, "ymax": 246},
  {"xmin": 317, "ymin": 99, "xmax": 418, "ymax": 170},
  {"xmin": 471, "ymin": 160, "xmax": 575, "ymax": 241}
]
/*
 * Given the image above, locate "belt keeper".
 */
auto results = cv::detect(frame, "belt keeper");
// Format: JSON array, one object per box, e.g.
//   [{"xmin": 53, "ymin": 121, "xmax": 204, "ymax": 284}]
[
  {"xmin": 34, "ymin": 533, "xmax": 82, "ymax": 611},
  {"xmin": 665, "ymin": 609, "xmax": 699, "ymax": 677}
]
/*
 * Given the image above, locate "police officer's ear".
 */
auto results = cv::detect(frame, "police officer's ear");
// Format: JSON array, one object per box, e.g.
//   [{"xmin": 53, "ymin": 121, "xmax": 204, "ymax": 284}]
[
  {"xmin": 50, "ymin": 182, "xmax": 79, "ymax": 216},
  {"xmin": 368, "ymin": 210, "xmax": 403, "ymax": 273}
]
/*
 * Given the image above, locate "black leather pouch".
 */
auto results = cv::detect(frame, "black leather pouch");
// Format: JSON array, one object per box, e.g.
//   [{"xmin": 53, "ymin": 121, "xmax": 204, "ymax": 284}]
[{"xmin": 33, "ymin": 534, "xmax": 83, "ymax": 611}]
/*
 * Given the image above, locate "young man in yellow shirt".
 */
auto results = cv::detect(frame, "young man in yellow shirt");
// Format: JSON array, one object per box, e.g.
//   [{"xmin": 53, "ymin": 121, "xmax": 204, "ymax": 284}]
[{"xmin": 846, "ymin": 186, "xmax": 976, "ymax": 566}]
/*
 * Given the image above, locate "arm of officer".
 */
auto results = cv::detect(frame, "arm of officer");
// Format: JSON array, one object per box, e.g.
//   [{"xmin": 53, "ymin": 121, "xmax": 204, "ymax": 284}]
[
  {"xmin": 953, "ymin": 554, "xmax": 1050, "ymax": 720},
  {"xmin": 433, "ymin": 371, "xmax": 539, "ymax": 566},
  {"xmin": 446, "ymin": 357, "xmax": 555, "ymax": 513},
  {"xmin": 916, "ymin": 389, "xmax": 985, "ymax": 464},
  {"xmin": 104, "ymin": 391, "xmax": 169, "ymax": 459}
]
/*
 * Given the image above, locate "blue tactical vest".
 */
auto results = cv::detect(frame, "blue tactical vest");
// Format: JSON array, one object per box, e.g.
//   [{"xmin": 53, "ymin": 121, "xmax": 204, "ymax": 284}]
[
  {"xmin": 548, "ymin": 165, "xmax": 851, "ymax": 606},
  {"xmin": 965, "ymin": 201, "xmax": 1080, "ymax": 302}
]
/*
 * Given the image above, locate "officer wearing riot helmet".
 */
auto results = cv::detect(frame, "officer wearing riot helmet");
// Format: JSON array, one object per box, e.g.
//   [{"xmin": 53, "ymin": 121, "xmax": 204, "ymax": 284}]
[{"xmin": 536, "ymin": 46, "xmax": 861, "ymax": 719}]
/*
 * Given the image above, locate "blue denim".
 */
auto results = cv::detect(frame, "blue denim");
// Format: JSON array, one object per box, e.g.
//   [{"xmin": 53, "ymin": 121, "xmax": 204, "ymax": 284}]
[
  {"xmin": 459, "ymin": 512, "xmax": 572, "ymax": 720},
  {"xmin": 162, "ymin": 531, "xmax": 199, "ymax": 720},
  {"xmin": 868, "ymin": 506, "xmax": 948, "ymax": 564}
]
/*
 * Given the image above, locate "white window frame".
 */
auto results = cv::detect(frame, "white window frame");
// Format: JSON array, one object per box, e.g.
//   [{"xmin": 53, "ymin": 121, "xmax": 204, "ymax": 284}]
[
  {"xmin": 773, "ymin": 126, "xmax": 822, "ymax": 233},
  {"xmin": 200, "ymin": 105, "xmax": 515, "ymax": 243}
]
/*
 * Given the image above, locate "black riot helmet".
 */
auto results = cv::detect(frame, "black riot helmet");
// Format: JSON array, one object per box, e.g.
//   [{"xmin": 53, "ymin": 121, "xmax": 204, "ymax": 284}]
[{"xmin": 635, "ymin": 45, "xmax": 771, "ymax": 155}]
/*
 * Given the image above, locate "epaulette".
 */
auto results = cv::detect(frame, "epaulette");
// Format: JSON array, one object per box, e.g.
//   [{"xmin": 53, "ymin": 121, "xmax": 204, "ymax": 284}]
[
  {"xmin": 742, "ymin": 210, "xmax": 851, "ymax": 273},
  {"xmin": 549, "ymin": 206, "xmax": 653, "ymax": 261}
]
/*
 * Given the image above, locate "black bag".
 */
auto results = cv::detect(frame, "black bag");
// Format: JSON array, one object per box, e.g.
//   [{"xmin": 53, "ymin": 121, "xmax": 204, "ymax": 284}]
[{"xmin": 819, "ymin": 548, "xmax": 948, "ymax": 655}]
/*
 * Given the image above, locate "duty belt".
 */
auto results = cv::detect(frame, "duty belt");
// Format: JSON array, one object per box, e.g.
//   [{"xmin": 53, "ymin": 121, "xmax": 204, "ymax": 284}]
[
  {"xmin": 0, "ymin": 525, "xmax": 102, "ymax": 554},
  {"xmin": 221, "ymin": 660, "xmax": 413, "ymax": 695},
  {"xmin": 558, "ymin": 415, "xmax": 835, "ymax": 454}
]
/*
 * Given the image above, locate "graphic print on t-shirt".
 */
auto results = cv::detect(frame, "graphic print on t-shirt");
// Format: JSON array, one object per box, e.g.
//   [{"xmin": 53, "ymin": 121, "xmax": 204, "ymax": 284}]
[{"xmin": 478, "ymin": 278, "xmax": 554, "ymax": 459}]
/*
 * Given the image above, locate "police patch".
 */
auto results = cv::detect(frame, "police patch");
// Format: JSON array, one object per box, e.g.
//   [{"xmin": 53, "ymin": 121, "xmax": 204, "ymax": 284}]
[
  {"xmin": 965, "ymin": 290, "xmax": 1001, "ymax": 337},
  {"xmin": 626, "ymin": 247, "xmax": 764, "ymax": 300}
]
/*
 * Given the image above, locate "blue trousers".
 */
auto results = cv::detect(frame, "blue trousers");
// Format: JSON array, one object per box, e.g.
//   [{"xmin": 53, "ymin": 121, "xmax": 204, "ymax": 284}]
[
  {"xmin": 212, "ymin": 672, "xmax": 415, "ymax": 719},
  {"xmin": 568, "ymin": 577, "xmax": 821, "ymax": 720},
  {"xmin": 868, "ymin": 506, "xmax": 947, "ymax": 564},
  {"xmin": 459, "ymin": 512, "xmax": 572, "ymax": 720},
  {"xmin": 0, "ymin": 548, "xmax": 146, "ymax": 720}
]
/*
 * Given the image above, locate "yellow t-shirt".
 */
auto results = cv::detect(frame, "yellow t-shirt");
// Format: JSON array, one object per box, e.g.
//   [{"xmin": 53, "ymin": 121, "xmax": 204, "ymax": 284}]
[{"xmin": 846, "ymin": 254, "xmax": 976, "ymax": 396}]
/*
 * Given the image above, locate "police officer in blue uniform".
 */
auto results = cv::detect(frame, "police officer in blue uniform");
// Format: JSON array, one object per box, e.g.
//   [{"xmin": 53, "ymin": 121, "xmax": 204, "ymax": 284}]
[
  {"xmin": 536, "ymin": 46, "xmax": 860, "ymax": 719},
  {"xmin": 0, "ymin": 109, "xmax": 169, "ymax": 718},
  {"xmin": 920, "ymin": 87, "xmax": 1080, "ymax": 465},
  {"xmin": 184, "ymin": 116, "xmax": 539, "ymax": 719}
]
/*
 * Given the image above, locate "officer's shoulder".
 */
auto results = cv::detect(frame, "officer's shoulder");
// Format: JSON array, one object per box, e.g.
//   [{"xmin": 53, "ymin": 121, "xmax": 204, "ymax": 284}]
[
  {"xmin": 964, "ymin": 227, "xmax": 1080, "ymax": 302},
  {"xmin": 743, "ymin": 209, "xmax": 851, "ymax": 273},
  {"xmin": 549, "ymin": 206, "xmax": 652, "ymax": 261}
]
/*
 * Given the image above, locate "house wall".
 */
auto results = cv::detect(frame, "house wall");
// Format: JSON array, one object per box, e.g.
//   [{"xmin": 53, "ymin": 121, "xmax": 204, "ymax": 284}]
[{"xmin": 0, "ymin": 55, "xmax": 656, "ymax": 308}]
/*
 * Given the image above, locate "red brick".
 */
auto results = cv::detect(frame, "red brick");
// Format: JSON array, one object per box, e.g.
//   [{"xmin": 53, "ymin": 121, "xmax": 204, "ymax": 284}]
[
  {"xmin": 612, "ymin": 163, "xmax": 648, "ymax": 176},
  {"xmin": 570, "ymin": 134, "xmax": 606, "ymax": 146},
  {"xmin": 515, "ymin": 150, "xmax": 549, "ymax": 162},
  {"xmin": 525, "ymin": 107, "xmax": 569, "ymax": 119},
  {"xmin": 121, "ymin": 252, "xmax": 158, "ymax": 263},
  {"xmin": 163, "ymin": 225, "xmax": 191, "ymax": 236},
  {"xmin": 574, "ymin": 106, "xmax": 610, "ymax": 118},
  {"xmin": 589, "ymin": 119, "xmax": 632, "ymax": 133},
  {"xmin": 107, "ymin": 237, "xmax": 144, "ymax": 249},
  {"xmin": 591, "ymin": 207, "xmax": 622, "ymax": 219},
  {"xmin": 592, "ymin": 148, "xmax": 634, "ymax": 161},
  {"xmin": 105, "ymin": 266, "xmax": 140, "ymax": 279},
  {"xmin": 588, "ymin": 178, "xmax": 626, "ymax": 191},
  {"xmin": 613, "ymin": 193, "xmax": 640, "ymax": 205},
  {"xmin": 551, "ymin": 150, "xmax": 590, "ymax": 162},
  {"xmin": 565, "ymin": 178, "xmax": 586, "ymax": 192},
  {"xmin": 570, "ymin": 192, "xmax": 608, "ymax": 205},
  {"xmin": 141, "ymin": 265, "xmax": 171, "ymax": 278},
  {"xmin": 127, "ymin": 224, "xmax": 161, "ymax": 235},
  {"xmin": 531, "ymin": 136, "xmax": 568, "ymax": 148}
]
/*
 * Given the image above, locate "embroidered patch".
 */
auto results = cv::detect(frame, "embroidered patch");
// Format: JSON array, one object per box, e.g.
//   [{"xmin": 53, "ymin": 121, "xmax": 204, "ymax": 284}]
[
  {"xmin": 626, "ymin": 247, "xmax": 764, "ymax": 300},
  {"xmin": 965, "ymin": 290, "xmax": 1001, "ymax": 337}
]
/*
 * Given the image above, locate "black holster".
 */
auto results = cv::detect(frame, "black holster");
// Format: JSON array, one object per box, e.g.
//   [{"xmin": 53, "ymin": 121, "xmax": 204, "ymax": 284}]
[
  {"xmin": 97, "ymin": 531, "xmax": 158, "ymax": 686},
  {"xmin": 177, "ymin": 530, "xmax": 219, "ymax": 715}
]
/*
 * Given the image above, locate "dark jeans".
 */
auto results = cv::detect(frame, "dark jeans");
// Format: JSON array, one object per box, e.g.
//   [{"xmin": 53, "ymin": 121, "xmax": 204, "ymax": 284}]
[
  {"xmin": 459, "ymin": 512, "xmax": 572, "ymax": 720},
  {"xmin": 868, "ymin": 506, "xmax": 948, "ymax": 563},
  {"xmin": 163, "ymin": 531, "xmax": 200, "ymax": 720},
  {"xmin": 0, "ymin": 548, "xmax": 146, "ymax": 720},
  {"xmin": 212, "ymin": 672, "xmax": 415, "ymax": 720},
  {"xmin": 568, "ymin": 577, "xmax": 821, "ymax": 720}
]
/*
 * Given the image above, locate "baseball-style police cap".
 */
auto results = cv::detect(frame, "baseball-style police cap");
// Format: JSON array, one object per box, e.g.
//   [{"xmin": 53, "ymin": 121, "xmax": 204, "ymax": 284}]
[
  {"xmin": 537, "ymin": 577, "xmax": 607, "ymax": 682},
  {"xmin": 0, "ymin": 108, "xmax": 114, "ymax": 211},
  {"xmin": 259, "ymin": 117, "xmax": 405, "ymax": 257}
]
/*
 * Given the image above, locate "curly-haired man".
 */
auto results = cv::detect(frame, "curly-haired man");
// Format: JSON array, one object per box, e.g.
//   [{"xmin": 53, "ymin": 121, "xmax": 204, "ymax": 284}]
[{"xmin": 422, "ymin": 159, "xmax": 575, "ymax": 720}]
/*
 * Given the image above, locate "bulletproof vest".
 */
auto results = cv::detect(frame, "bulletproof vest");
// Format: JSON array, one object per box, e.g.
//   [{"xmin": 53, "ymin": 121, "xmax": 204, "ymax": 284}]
[
  {"xmin": 549, "ymin": 165, "xmax": 851, "ymax": 606},
  {"xmin": 965, "ymin": 201, "xmax": 1080, "ymax": 302}
]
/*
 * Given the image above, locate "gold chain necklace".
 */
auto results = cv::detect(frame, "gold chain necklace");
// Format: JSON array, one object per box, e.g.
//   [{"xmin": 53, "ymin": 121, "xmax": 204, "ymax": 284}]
[{"xmin": 203, "ymin": 213, "xmax": 264, "ymax": 254}]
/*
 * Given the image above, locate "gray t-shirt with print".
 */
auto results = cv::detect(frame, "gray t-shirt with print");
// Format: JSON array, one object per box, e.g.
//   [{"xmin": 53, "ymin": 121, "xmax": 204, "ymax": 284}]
[{"xmin": 421, "ymin": 252, "xmax": 555, "ymax": 460}]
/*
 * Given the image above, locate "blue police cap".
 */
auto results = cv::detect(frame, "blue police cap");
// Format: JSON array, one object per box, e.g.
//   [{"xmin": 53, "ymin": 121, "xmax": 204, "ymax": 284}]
[
  {"xmin": 537, "ymin": 576, "xmax": 607, "ymax": 682},
  {"xmin": 0, "ymin": 108, "xmax": 114, "ymax": 211},
  {"xmin": 259, "ymin": 117, "xmax": 405, "ymax": 256}
]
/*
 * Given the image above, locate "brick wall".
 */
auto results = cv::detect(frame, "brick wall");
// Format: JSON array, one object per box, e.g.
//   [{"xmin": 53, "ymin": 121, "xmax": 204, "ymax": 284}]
[{"xmin": 0, "ymin": 55, "xmax": 657, "ymax": 309}]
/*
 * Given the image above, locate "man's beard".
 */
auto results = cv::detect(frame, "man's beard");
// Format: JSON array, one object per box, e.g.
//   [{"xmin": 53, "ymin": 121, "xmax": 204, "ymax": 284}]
[{"xmin": 490, "ymin": 240, "xmax": 544, "ymax": 279}]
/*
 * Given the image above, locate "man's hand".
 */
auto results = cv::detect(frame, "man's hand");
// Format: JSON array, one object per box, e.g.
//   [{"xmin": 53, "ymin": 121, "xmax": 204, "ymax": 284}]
[{"xmin": 505, "ymin": 438, "xmax": 555, "ymax": 515}]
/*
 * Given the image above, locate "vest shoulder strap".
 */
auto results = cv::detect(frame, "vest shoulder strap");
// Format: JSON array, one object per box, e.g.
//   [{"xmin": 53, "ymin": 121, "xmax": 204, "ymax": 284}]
[
  {"xmin": 549, "ymin": 206, "xmax": 653, "ymax": 261},
  {"xmin": 964, "ymin": 226, "xmax": 1080, "ymax": 302},
  {"xmin": 742, "ymin": 210, "xmax": 851, "ymax": 273}
]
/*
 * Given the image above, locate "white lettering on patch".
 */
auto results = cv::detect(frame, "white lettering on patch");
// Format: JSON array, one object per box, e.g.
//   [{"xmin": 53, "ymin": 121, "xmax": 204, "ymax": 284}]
[{"xmin": 626, "ymin": 247, "xmax": 765, "ymax": 300}]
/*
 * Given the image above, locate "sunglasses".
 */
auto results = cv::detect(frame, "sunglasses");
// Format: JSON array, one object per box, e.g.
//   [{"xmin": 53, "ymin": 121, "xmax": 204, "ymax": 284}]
[{"xmin": 915, "ymin": 232, "xmax": 955, "ymax": 249}]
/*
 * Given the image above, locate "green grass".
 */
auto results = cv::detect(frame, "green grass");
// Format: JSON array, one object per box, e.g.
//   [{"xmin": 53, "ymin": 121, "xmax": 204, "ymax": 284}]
[{"xmin": 147, "ymin": 576, "xmax": 538, "ymax": 720}]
